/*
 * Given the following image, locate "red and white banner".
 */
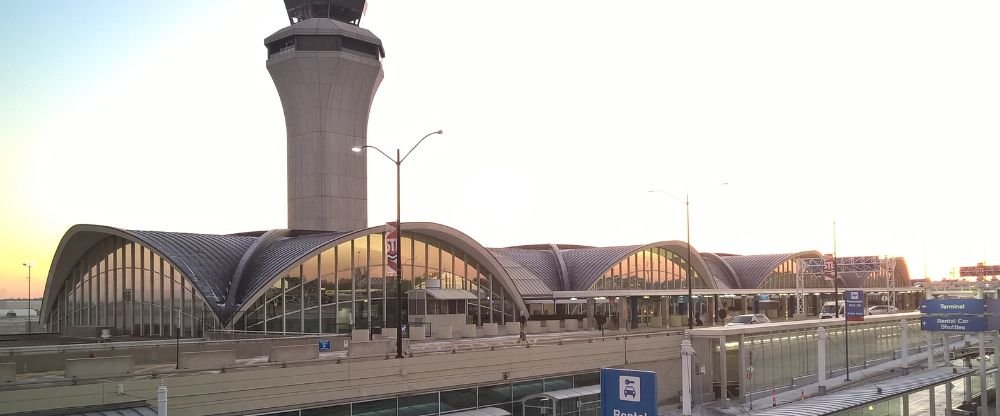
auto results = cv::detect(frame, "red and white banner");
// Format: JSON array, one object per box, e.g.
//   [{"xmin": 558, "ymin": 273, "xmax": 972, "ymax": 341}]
[{"xmin": 385, "ymin": 222, "xmax": 400, "ymax": 277}]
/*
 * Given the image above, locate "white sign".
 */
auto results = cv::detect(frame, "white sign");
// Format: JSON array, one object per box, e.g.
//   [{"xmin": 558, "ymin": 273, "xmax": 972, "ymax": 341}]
[{"xmin": 619, "ymin": 375, "xmax": 640, "ymax": 402}]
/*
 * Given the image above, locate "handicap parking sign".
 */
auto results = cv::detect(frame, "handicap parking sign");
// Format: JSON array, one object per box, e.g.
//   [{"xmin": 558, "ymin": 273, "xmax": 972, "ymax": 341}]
[{"xmin": 318, "ymin": 339, "xmax": 332, "ymax": 352}]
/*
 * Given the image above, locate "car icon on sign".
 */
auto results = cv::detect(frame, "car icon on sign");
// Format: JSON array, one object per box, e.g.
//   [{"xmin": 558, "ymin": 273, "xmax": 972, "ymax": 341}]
[{"xmin": 623, "ymin": 385, "xmax": 636, "ymax": 398}]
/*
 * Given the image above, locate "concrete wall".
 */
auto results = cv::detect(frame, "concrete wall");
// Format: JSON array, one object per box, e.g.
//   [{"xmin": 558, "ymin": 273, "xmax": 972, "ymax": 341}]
[
  {"xmin": 269, "ymin": 345, "xmax": 319, "ymax": 363},
  {"xmin": 545, "ymin": 320, "xmax": 561, "ymax": 333},
  {"xmin": 0, "ymin": 362, "xmax": 14, "ymax": 383},
  {"xmin": 482, "ymin": 323, "xmax": 498, "ymax": 336},
  {"xmin": 179, "ymin": 350, "xmax": 236, "ymax": 371},
  {"xmin": 0, "ymin": 334, "xmax": 346, "ymax": 374},
  {"xmin": 64, "ymin": 356, "xmax": 133, "ymax": 379},
  {"xmin": 0, "ymin": 333, "xmax": 684, "ymax": 416}
]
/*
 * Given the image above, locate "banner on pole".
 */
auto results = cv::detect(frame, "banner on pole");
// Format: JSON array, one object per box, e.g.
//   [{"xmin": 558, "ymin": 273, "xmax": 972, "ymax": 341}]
[{"xmin": 385, "ymin": 222, "xmax": 399, "ymax": 277}]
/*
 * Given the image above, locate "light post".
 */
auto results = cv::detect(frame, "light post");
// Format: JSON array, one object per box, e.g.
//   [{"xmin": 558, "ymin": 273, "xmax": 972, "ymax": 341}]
[
  {"xmin": 22, "ymin": 261, "xmax": 33, "ymax": 331},
  {"xmin": 648, "ymin": 191, "xmax": 693, "ymax": 330},
  {"xmin": 353, "ymin": 129, "xmax": 443, "ymax": 359}
]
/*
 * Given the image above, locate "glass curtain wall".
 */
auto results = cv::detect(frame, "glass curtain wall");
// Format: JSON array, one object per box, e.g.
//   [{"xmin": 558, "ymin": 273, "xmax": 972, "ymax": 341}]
[
  {"xmin": 240, "ymin": 232, "xmax": 517, "ymax": 334},
  {"xmin": 250, "ymin": 371, "xmax": 601, "ymax": 416},
  {"xmin": 756, "ymin": 258, "xmax": 831, "ymax": 290},
  {"xmin": 47, "ymin": 236, "xmax": 221, "ymax": 337},
  {"xmin": 588, "ymin": 248, "xmax": 708, "ymax": 291}
]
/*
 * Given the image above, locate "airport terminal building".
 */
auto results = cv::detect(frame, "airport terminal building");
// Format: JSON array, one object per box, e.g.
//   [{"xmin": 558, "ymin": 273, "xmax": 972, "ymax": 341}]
[{"xmin": 37, "ymin": 0, "xmax": 916, "ymax": 339}]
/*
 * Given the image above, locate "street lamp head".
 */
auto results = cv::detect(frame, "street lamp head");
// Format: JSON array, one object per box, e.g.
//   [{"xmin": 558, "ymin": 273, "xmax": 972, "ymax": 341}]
[
  {"xmin": 435, "ymin": 129, "xmax": 443, "ymax": 135},
  {"xmin": 351, "ymin": 146, "xmax": 363, "ymax": 153}
]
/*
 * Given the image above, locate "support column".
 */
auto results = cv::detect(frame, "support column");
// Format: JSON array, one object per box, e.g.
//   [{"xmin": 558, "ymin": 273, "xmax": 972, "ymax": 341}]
[
  {"xmin": 617, "ymin": 298, "xmax": 628, "ymax": 330},
  {"xmin": 994, "ymin": 333, "xmax": 1000, "ymax": 416},
  {"xmin": 586, "ymin": 298, "xmax": 595, "ymax": 330},
  {"xmin": 902, "ymin": 393, "xmax": 909, "ymax": 416},
  {"xmin": 738, "ymin": 335, "xmax": 748, "ymax": 405},
  {"xmin": 661, "ymin": 296, "xmax": 670, "ymax": 328},
  {"xmin": 719, "ymin": 335, "xmax": 729, "ymax": 408},
  {"xmin": 900, "ymin": 319, "xmax": 909, "ymax": 375},
  {"xmin": 964, "ymin": 357, "xmax": 972, "ymax": 403},
  {"xmin": 929, "ymin": 332, "xmax": 936, "ymax": 370},
  {"xmin": 158, "ymin": 382, "xmax": 168, "ymax": 416},
  {"xmin": 929, "ymin": 386, "xmax": 936, "ymax": 416},
  {"xmin": 980, "ymin": 332, "xmax": 988, "ymax": 414},
  {"xmin": 817, "ymin": 326, "xmax": 828, "ymax": 395},
  {"xmin": 946, "ymin": 382, "xmax": 953, "ymax": 416},
  {"xmin": 712, "ymin": 295, "xmax": 719, "ymax": 326},
  {"xmin": 681, "ymin": 336, "xmax": 695, "ymax": 416}
]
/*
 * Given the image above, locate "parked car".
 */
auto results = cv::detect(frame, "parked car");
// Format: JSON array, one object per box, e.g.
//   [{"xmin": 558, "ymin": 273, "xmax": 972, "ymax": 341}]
[
  {"xmin": 819, "ymin": 301, "xmax": 845, "ymax": 319},
  {"xmin": 867, "ymin": 305, "xmax": 899, "ymax": 315},
  {"xmin": 725, "ymin": 314, "xmax": 771, "ymax": 326}
]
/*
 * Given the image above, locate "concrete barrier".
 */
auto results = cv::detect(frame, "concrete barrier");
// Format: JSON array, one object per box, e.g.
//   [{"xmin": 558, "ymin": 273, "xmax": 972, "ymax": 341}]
[
  {"xmin": 545, "ymin": 320, "xmax": 562, "ymax": 333},
  {"xmin": 563, "ymin": 319, "xmax": 579, "ymax": 331},
  {"xmin": 649, "ymin": 316, "xmax": 663, "ymax": 327},
  {"xmin": 498, "ymin": 324, "xmax": 510, "ymax": 336},
  {"xmin": 351, "ymin": 329, "xmax": 370, "ymax": 342},
  {"xmin": 460, "ymin": 324, "xmax": 477, "ymax": 338},
  {"xmin": 180, "ymin": 350, "xmax": 236, "ymax": 371},
  {"xmin": 382, "ymin": 328, "xmax": 398, "ymax": 339},
  {"xmin": 433, "ymin": 325, "xmax": 453, "ymax": 340},
  {"xmin": 482, "ymin": 323, "xmax": 499, "ymax": 336},
  {"xmin": 347, "ymin": 340, "xmax": 390, "ymax": 357},
  {"xmin": 0, "ymin": 362, "xmax": 14, "ymax": 383},
  {"xmin": 65, "ymin": 356, "xmax": 134, "ymax": 379},
  {"xmin": 409, "ymin": 326, "xmax": 426, "ymax": 340},
  {"xmin": 525, "ymin": 321, "xmax": 543, "ymax": 334},
  {"xmin": 268, "ymin": 345, "xmax": 319, "ymax": 362}
]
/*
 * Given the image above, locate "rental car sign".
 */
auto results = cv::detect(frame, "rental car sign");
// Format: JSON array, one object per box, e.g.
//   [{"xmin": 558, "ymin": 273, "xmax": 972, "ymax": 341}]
[{"xmin": 600, "ymin": 368, "xmax": 657, "ymax": 416}]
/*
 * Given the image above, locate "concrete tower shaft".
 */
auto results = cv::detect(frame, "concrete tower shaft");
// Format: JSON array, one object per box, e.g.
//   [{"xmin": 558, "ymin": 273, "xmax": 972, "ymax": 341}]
[{"xmin": 265, "ymin": 17, "xmax": 384, "ymax": 232}]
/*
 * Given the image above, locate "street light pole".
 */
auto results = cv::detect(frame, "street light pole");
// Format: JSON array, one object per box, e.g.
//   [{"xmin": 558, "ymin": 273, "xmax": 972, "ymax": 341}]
[
  {"xmin": 685, "ymin": 193, "xmax": 693, "ymax": 330},
  {"xmin": 354, "ymin": 130, "xmax": 443, "ymax": 359},
  {"xmin": 22, "ymin": 262, "xmax": 33, "ymax": 330}
]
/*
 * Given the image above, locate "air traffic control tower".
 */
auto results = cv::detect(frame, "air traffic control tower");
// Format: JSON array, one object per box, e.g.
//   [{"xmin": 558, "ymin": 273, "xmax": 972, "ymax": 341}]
[{"xmin": 265, "ymin": 0, "xmax": 384, "ymax": 232}]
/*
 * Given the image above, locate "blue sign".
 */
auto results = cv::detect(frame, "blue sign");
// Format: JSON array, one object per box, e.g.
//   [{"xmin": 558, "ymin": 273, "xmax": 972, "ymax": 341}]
[
  {"xmin": 921, "ymin": 315, "xmax": 988, "ymax": 332},
  {"xmin": 318, "ymin": 339, "xmax": 332, "ymax": 352},
  {"xmin": 920, "ymin": 299, "xmax": 987, "ymax": 314},
  {"xmin": 845, "ymin": 290, "xmax": 865, "ymax": 321},
  {"xmin": 600, "ymin": 368, "xmax": 657, "ymax": 416}
]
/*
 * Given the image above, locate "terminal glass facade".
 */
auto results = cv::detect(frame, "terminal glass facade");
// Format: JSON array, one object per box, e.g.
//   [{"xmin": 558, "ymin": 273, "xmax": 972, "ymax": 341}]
[
  {"xmin": 757, "ymin": 258, "xmax": 830, "ymax": 290},
  {"xmin": 46, "ymin": 236, "xmax": 221, "ymax": 337},
  {"xmin": 236, "ymin": 232, "xmax": 517, "ymax": 333},
  {"xmin": 588, "ymin": 247, "xmax": 709, "ymax": 290}
]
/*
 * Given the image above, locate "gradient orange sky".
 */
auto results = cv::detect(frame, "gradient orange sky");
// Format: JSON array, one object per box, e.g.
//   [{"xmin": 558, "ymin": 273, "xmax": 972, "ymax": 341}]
[{"xmin": 2, "ymin": 1, "xmax": 999, "ymax": 299}]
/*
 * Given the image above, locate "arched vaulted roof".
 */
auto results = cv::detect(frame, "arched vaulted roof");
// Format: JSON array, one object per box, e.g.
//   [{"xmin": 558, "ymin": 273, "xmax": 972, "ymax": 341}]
[
  {"xmin": 42, "ymin": 223, "xmax": 530, "ymax": 327},
  {"xmin": 718, "ymin": 250, "xmax": 823, "ymax": 290},
  {"xmin": 40, "ymin": 225, "xmax": 257, "ymax": 325},
  {"xmin": 701, "ymin": 253, "xmax": 740, "ymax": 289},
  {"xmin": 560, "ymin": 241, "xmax": 717, "ymax": 291}
]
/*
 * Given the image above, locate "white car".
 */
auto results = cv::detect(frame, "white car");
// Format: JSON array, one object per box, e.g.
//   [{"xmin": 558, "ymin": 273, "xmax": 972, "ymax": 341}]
[
  {"xmin": 726, "ymin": 314, "xmax": 771, "ymax": 326},
  {"xmin": 866, "ymin": 305, "xmax": 899, "ymax": 315}
]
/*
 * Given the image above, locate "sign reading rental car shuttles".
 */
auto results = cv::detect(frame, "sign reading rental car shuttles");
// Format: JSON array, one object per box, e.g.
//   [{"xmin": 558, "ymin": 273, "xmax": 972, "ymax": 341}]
[{"xmin": 920, "ymin": 299, "xmax": 1000, "ymax": 332}]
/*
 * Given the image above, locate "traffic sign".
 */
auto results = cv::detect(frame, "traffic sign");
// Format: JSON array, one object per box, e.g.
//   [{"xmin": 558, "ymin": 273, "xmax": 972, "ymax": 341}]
[
  {"xmin": 601, "ymin": 368, "xmax": 657, "ymax": 416},
  {"xmin": 318, "ymin": 339, "xmax": 332, "ymax": 352},
  {"xmin": 920, "ymin": 299, "xmax": 987, "ymax": 315},
  {"xmin": 921, "ymin": 315, "xmax": 987, "ymax": 332},
  {"xmin": 845, "ymin": 290, "xmax": 865, "ymax": 321}
]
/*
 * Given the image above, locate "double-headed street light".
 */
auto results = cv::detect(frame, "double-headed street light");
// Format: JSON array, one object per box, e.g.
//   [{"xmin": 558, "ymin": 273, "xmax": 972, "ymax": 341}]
[
  {"xmin": 648, "ymin": 191, "xmax": 693, "ymax": 330},
  {"xmin": 353, "ymin": 129, "xmax": 443, "ymax": 359}
]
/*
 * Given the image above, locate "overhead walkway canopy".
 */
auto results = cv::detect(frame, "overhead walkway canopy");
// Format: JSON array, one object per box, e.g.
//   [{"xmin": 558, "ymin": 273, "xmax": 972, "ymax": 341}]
[
  {"xmin": 521, "ymin": 385, "xmax": 600, "ymax": 416},
  {"xmin": 751, "ymin": 367, "xmax": 974, "ymax": 416},
  {"xmin": 442, "ymin": 407, "xmax": 510, "ymax": 416}
]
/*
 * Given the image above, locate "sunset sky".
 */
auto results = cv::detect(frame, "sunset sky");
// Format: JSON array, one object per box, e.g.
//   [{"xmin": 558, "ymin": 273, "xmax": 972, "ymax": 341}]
[{"xmin": 1, "ymin": 1, "xmax": 998, "ymax": 299}]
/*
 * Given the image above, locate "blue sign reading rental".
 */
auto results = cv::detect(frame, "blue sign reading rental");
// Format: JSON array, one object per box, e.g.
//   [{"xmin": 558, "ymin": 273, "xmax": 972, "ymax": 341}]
[
  {"xmin": 600, "ymin": 368, "xmax": 657, "ymax": 416},
  {"xmin": 844, "ymin": 290, "xmax": 865, "ymax": 321},
  {"xmin": 921, "ymin": 315, "xmax": 987, "ymax": 332}
]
